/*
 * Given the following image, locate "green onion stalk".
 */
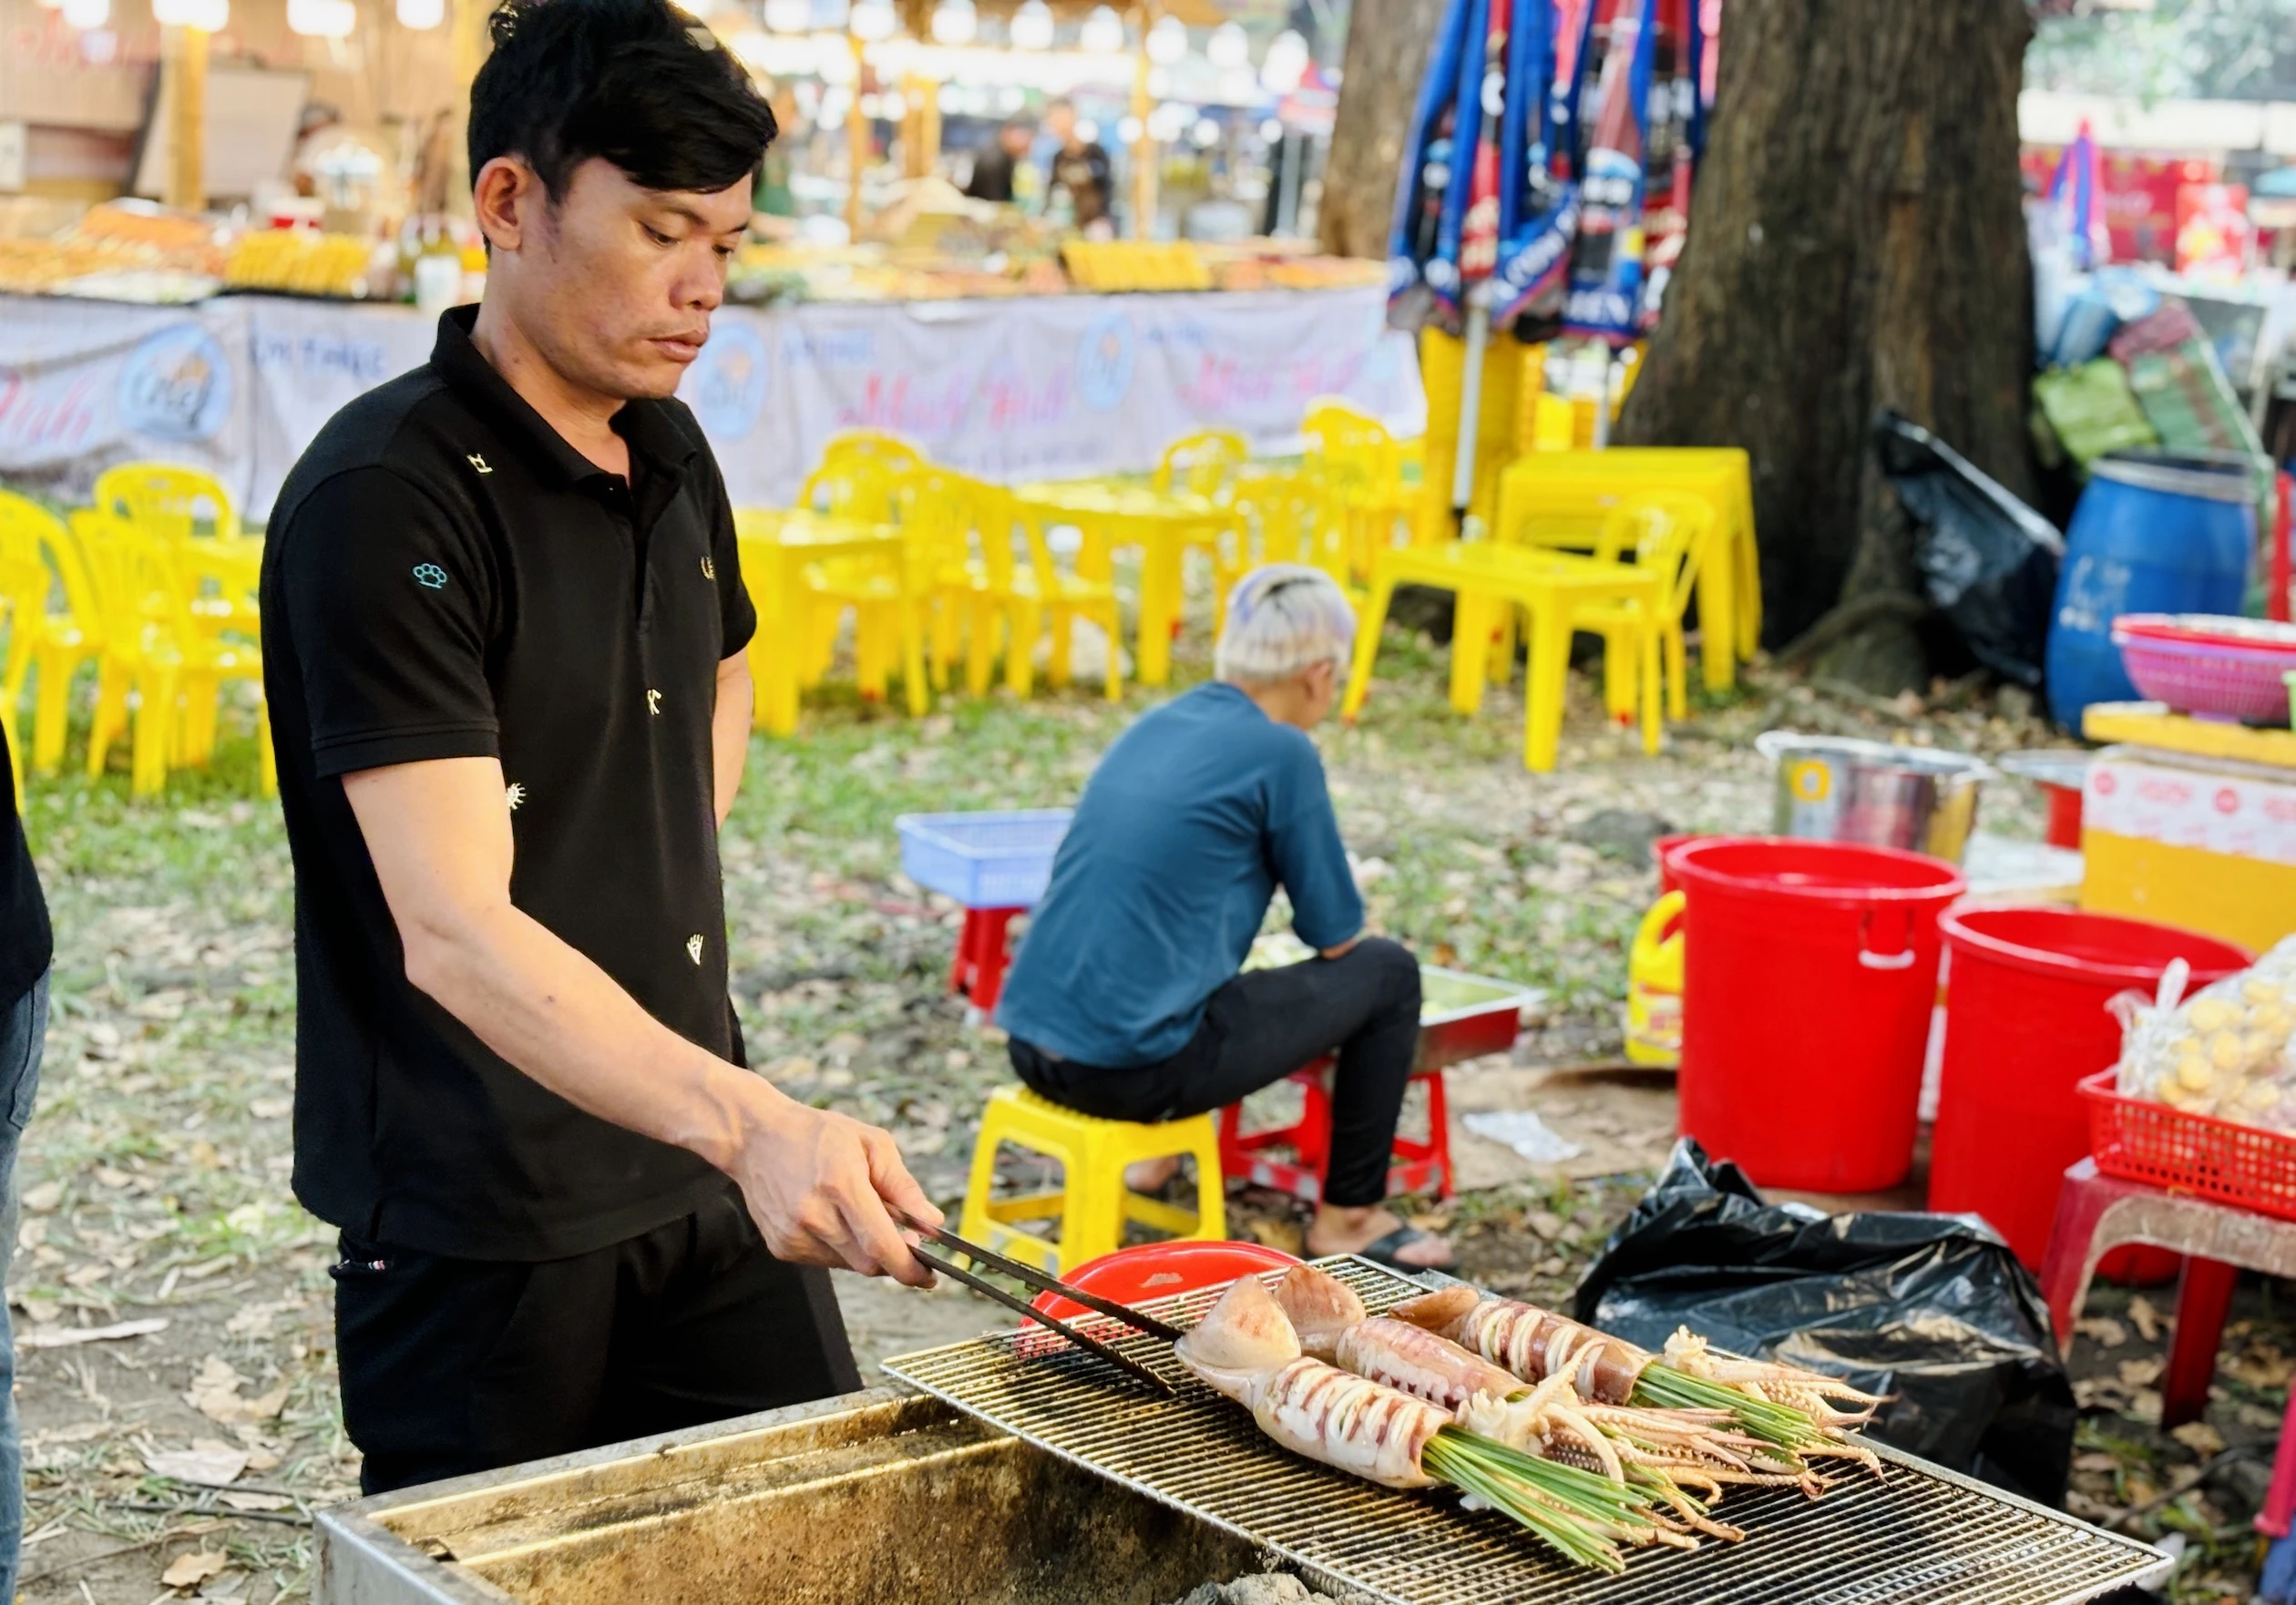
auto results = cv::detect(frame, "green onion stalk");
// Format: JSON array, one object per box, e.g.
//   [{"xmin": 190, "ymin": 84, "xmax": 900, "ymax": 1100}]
[
  {"xmin": 1421, "ymin": 1428, "xmax": 1682, "ymax": 1574},
  {"xmin": 1629, "ymin": 1365, "xmax": 1830, "ymax": 1450}
]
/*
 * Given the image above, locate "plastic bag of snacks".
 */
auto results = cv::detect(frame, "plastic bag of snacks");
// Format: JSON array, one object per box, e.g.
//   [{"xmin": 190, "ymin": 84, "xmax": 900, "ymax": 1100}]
[{"xmin": 2113, "ymin": 937, "xmax": 2296, "ymax": 1127}]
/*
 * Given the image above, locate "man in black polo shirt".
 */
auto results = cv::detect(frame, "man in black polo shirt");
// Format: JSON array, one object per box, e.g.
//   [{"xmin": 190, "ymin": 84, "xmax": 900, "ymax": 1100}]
[{"xmin": 260, "ymin": 0, "xmax": 938, "ymax": 1494}]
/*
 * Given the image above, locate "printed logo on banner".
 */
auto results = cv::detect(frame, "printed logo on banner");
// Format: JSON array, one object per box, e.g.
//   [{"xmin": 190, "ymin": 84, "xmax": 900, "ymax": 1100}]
[
  {"xmin": 1074, "ymin": 311, "xmax": 1136, "ymax": 412},
  {"xmin": 687, "ymin": 322, "xmax": 771, "ymax": 441},
  {"xmin": 118, "ymin": 324, "xmax": 232, "ymax": 442}
]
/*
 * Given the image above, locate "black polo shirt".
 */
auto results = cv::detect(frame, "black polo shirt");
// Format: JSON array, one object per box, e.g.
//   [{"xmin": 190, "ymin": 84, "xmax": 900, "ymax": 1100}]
[{"xmin": 261, "ymin": 306, "xmax": 756, "ymax": 1262}]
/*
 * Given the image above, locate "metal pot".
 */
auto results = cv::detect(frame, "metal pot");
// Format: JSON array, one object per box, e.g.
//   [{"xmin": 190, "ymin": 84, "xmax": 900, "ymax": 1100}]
[{"xmin": 1754, "ymin": 731, "xmax": 1994, "ymax": 863}]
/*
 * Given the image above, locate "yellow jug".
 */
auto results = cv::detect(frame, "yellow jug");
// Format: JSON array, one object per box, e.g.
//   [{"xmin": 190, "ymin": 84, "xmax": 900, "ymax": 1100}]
[{"xmin": 1625, "ymin": 890, "xmax": 1685, "ymax": 1068}]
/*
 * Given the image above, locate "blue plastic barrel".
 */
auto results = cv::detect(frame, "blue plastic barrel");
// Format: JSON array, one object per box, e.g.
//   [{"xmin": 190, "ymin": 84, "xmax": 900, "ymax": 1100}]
[{"xmin": 2045, "ymin": 451, "xmax": 2258, "ymax": 729}]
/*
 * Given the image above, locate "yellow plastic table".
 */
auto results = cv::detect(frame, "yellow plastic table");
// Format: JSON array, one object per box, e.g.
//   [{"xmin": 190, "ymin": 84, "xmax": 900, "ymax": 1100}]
[
  {"xmin": 1491, "ymin": 448, "xmax": 1759, "ymax": 691},
  {"xmin": 1345, "ymin": 542, "xmax": 1666, "ymax": 772},
  {"xmin": 1010, "ymin": 481, "xmax": 1233, "ymax": 687},
  {"xmin": 735, "ymin": 509, "xmax": 903, "ymax": 736}
]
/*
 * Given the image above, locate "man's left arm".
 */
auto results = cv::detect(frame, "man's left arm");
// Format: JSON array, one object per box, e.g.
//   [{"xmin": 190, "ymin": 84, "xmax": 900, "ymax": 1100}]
[
  {"xmin": 705, "ymin": 465, "xmax": 758, "ymax": 829},
  {"xmin": 713, "ymin": 649, "xmax": 753, "ymax": 827}
]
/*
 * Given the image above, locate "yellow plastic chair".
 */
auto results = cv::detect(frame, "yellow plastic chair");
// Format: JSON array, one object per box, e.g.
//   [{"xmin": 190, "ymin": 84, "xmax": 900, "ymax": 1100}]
[
  {"xmin": 796, "ymin": 463, "xmax": 979, "ymax": 718},
  {"xmin": 734, "ymin": 506, "xmax": 905, "ymax": 736},
  {"xmin": 1008, "ymin": 496, "xmax": 1125, "ymax": 700},
  {"xmin": 1229, "ymin": 472, "xmax": 1362, "ymax": 618},
  {"xmin": 74, "ymin": 510, "xmax": 272, "ymax": 797},
  {"xmin": 1152, "ymin": 427, "xmax": 1252, "ymax": 503},
  {"xmin": 1490, "ymin": 448, "xmax": 1760, "ymax": 690},
  {"xmin": 1573, "ymin": 492, "xmax": 1713, "ymax": 726},
  {"xmin": 0, "ymin": 491, "xmax": 102, "ymax": 780},
  {"xmin": 958, "ymin": 1084, "xmax": 1226, "ymax": 1277},
  {"xmin": 1300, "ymin": 399, "xmax": 1417, "ymax": 574},
  {"xmin": 91, "ymin": 461, "xmax": 253, "ymax": 640}
]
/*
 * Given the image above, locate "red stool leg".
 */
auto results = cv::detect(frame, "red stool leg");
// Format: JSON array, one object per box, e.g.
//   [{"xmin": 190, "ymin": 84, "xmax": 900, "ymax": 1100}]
[
  {"xmin": 1424, "ymin": 1069, "xmax": 1454, "ymax": 1201},
  {"xmin": 2163, "ymin": 1256, "xmax": 2240, "ymax": 1430},
  {"xmin": 2039, "ymin": 1158, "xmax": 2121, "ymax": 1361},
  {"xmin": 951, "ymin": 907, "xmax": 984, "ymax": 997},
  {"xmin": 969, "ymin": 907, "xmax": 1022, "ymax": 1013},
  {"xmin": 2259, "ymin": 1388, "xmax": 2296, "ymax": 1539}
]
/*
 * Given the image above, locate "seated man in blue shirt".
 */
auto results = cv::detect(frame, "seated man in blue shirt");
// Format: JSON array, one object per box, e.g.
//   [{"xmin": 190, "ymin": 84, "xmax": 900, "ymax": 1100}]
[{"xmin": 997, "ymin": 565, "xmax": 1451, "ymax": 1271}]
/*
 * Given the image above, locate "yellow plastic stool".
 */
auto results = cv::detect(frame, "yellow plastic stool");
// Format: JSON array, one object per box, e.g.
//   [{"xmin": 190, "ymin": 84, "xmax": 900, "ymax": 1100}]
[{"xmin": 958, "ymin": 1085, "xmax": 1226, "ymax": 1277}]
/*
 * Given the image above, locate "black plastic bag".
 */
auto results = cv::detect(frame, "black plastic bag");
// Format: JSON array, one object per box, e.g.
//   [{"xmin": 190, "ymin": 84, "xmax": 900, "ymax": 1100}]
[
  {"xmin": 1573, "ymin": 1140, "xmax": 2076, "ymax": 1507},
  {"xmin": 1875, "ymin": 409, "xmax": 2065, "ymax": 690}
]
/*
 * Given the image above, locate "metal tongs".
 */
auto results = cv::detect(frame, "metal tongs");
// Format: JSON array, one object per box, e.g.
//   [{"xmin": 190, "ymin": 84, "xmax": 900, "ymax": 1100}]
[{"xmin": 900, "ymin": 1212, "xmax": 1182, "ymax": 1396}]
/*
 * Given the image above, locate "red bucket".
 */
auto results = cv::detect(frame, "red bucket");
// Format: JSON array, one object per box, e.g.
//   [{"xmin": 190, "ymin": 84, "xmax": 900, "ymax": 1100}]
[
  {"xmin": 1929, "ymin": 906, "xmax": 2250, "ymax": 1269},
  {"xmin": 1673, "ymin": 838, "xmax": 1966, "ymax": 1192}
]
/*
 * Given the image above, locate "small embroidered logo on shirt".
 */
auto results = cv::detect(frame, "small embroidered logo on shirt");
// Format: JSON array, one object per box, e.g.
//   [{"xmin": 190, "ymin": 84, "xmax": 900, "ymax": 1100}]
[
  {"xmin": 646, "ymin": 689, "xmax": 662, "ymax": 715},
  {"xmin": 505, "ymin": 782, "xmax": 527, "ymax": 812},
  {"xmin": 466, "ymin": 453, "xmax": 492, "ymax": 475},
  {"xmin": 686, "ymin": 935, "xmax": 704, "ymax": 965},
  {"xmin": 412, "ymin": 563, "xmax": 449, "ymax": 590},
  {"xmin": 700, "ymin": 555, "xmax": 716, "ymax": 581}
]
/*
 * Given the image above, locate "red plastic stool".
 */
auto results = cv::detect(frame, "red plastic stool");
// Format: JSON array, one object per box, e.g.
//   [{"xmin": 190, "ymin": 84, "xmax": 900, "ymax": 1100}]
[
  {"xmin": 1215, "ymin": 1058, "xmax": 1455, "ymax": 1203},
  {"xmin": 950, "ymin": 906, "xmax": 1024, "ymax": 1015},
  {"xmin": 2040, "ymin": 1156, "xmax": 2296, "ymax": 1430}
]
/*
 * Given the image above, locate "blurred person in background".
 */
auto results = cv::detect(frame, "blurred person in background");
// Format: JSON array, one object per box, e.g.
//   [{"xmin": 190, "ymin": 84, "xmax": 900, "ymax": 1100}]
[
  {"xmin": 965, "ymin": 118, "xmax": 1035, "ymax": 204},
  {"xmin": 0, "ymin": 729, "xmax": 51, "ymax": 1602},
  {"xmin": 1040, "ymin": 97, "xmax": 1113, "ymax": 234}
]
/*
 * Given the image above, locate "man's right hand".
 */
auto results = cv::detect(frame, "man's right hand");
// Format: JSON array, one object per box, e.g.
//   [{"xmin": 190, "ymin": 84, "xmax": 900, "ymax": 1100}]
[{"xmin": 727, "ymin": 1086, "xmax": 944, "ymax": 1288}]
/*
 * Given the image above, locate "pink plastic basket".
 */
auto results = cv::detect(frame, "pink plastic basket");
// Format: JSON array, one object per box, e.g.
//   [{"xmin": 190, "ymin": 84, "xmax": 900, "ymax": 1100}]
[{"xmin": 2114, "ymin": 623, "xmax": 2296, "ymax": 724}]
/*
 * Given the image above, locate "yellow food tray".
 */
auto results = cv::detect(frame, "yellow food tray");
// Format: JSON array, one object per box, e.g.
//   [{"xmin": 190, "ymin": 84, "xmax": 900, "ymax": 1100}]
[{"xmin": 2083, "ymin": 701, "xmax": 2296, "ymax": 772}]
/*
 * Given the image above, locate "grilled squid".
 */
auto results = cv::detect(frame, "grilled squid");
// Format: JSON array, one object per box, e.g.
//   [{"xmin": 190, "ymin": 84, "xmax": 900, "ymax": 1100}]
[{"xmin": 1176, "ymin": 1273, "xmax": 1448, "ymax": 1487}]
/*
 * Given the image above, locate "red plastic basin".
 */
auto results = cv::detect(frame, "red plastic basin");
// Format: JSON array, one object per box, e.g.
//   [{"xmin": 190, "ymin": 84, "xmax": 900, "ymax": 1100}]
[
  {"xmin": 1674, "ymin": 838, "xmax": 1966, "ymax": 1193},
  {"xmin": 1929, "ymin": 906, "xmax": 2250, "ymax": 1269},
  {"xmin": 1027, "ymin": 1239, "xmax": 1301, "ymax": 1324}
]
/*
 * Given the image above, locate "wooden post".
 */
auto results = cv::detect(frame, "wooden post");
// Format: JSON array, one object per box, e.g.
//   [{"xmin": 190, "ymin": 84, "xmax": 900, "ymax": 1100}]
[
  {"xmin": 166, "ymin": 22, "xmax": 209, "ymax": 213},
  {"xmin": 904, "ymin": 70, "xmax": 939, "ymax": 180},
  {"xmin": 1128, "ymin": 3, "xmax": 1153, "ymax": 238},
  {"xmin": 845, "ymin": 31, "xmax": 868, "ymax": 239}
]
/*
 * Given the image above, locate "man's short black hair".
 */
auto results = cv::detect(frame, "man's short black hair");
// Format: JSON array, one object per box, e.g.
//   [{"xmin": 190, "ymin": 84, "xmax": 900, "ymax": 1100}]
[{"xmin": 469, "ymin": 0, "xmax": 777, "ymax": 200}]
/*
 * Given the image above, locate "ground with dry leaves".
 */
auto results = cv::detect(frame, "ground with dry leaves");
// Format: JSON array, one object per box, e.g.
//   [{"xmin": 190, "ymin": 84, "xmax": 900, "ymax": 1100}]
[{"xmin": 5, "ymin": 618, "xmax": 2286, "ymax": 1603}]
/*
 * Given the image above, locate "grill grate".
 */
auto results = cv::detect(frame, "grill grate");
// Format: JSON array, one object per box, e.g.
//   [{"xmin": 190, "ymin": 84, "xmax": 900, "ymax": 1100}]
[{"xmin": 884, "ymin": 1258, "xmax": 2167, "ymax": 1605}]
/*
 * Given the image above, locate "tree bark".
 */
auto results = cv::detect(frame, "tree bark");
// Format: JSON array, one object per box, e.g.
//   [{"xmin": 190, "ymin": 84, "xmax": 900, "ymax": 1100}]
[
  {"xmin": 1318, "ymin": 0, "xmax": 1449, "ymax": 259},
  {"xmin": 1615, "ymin": 0, "xmax": 2037, "ymax": 693}
]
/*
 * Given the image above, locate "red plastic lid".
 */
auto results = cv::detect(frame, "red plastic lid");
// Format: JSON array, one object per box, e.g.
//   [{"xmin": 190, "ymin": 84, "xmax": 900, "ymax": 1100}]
[{"xmin": 1027, "ymin": 1240, "xmax": 1301, "ymax": 1324}]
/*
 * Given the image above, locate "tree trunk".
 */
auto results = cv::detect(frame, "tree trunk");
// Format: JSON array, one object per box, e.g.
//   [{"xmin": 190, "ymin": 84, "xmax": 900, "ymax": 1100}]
[
  {"xmin": 1318, "ymin": 0, "xmax": 1449, "ymax": 259},
  {"xmin": 1615, "ymin": 0, "xmax": 2036, "ymax": 694}
]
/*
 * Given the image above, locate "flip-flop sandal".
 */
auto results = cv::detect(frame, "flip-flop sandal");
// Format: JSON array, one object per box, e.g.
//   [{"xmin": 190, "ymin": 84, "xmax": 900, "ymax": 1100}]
[{"xmin": 1350, "ymin": 1224, "xmax": 1455, "ymax": 1273}]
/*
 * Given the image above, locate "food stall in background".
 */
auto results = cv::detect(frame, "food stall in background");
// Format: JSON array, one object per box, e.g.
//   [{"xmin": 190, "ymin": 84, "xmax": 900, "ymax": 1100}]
[{"xmin": 0, "ymin": 0, "xmax": 1422, "ymax": 516}]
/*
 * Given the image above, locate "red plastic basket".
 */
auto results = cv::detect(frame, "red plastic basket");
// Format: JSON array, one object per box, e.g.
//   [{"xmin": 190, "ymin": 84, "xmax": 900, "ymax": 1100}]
[{"xmin": 2080, "ymin": 1068, "xmax": 2296, "ymax": 1222}]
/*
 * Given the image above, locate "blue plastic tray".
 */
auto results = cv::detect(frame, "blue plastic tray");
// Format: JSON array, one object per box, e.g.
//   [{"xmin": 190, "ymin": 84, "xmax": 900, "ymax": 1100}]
[{"xmin": 896, "ymin": 809, "xmax": 1073, "ymax": 909}]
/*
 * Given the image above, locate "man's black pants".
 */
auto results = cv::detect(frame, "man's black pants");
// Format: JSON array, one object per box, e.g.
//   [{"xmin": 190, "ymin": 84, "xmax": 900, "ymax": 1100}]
[
  {"xmin": 333, "ymin": 1184, "xmax": 859, "ymax": 1495},
  {"xmin": 1010, "ymin": 937, "xmax": 1421, "ymax": 1209}
]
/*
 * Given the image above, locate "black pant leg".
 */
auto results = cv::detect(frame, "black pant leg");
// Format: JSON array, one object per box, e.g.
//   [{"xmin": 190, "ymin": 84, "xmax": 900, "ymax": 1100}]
[
  {"xmin": 333, "ymin": 1232, "xmax": 619, "ymax": 1496},
  {"xmin": 1015, "ymin": 944, "xmax": 1421, "ymax": 1208},
  {"xmin": 599, "ymin": 1186, "xmax": 862, "ymax": 1445},
  {"xmin": 1311, "ymin": 940, "xmax": 1424, "ymax": 1207}
]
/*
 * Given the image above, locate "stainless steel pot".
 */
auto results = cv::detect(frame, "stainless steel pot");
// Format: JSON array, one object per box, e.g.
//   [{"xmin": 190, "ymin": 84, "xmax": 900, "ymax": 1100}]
[{"xmin": 1754, "ymin": 731, "xmax": 1994, "ymax": 863}]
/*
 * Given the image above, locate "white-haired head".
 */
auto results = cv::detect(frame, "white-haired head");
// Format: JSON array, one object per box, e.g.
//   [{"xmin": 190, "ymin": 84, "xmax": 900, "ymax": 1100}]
[{"xmin": 1215, "ymin": 564, "xmax": 1356, "ymax": 688}]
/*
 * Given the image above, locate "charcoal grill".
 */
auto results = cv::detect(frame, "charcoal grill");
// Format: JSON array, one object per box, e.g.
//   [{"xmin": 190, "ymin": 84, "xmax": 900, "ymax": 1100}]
[{"xmin": 883, "ymin": 1258, "xmax": 2169, "ymax": 1605}]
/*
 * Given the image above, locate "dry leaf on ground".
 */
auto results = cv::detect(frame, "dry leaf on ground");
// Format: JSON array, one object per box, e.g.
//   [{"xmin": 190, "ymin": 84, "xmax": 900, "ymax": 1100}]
[
  {"xmin": 145, "ymin": 1440, "xmax": 249, "ymax": 1486},
  {"xmin": 2171, "ymin": 1421, "xmax": 2228, "ymax": 1457},
  {"xmin": 160, "ymin": 1549, "xmax": 229, "ymax": 1589},
  {"xmin": 2128, "ymin": 1296, "xmax": 2168, "ymax": 1344},
  {"xmin": 2075, "ymin": 1316, "xmax": 2128, "ymax": 1349},
  {"xmin": 16, "ymin": 1317, "xmax": 168, "ymax": 1350}
]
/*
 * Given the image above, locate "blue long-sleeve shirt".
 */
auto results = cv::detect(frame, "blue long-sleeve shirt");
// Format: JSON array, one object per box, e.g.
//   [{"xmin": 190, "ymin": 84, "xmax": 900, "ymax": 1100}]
[{"xmin": 996, "ymin": 683, "xmax": 1364, "ymax": 1067}]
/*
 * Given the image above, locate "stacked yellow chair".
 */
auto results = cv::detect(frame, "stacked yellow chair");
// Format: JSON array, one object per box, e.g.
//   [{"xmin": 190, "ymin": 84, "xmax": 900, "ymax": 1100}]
[
  {"xmin": 0, "ymin": 491, "xmax": 102, "ymax": 784},
  {"xmin": 1299, "ymin": 398, "xmax": 1419, "ymax": 575},
  {"xmin": 1004, "ymin": 486, "xmax": 1125, "ymax": 701}
]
